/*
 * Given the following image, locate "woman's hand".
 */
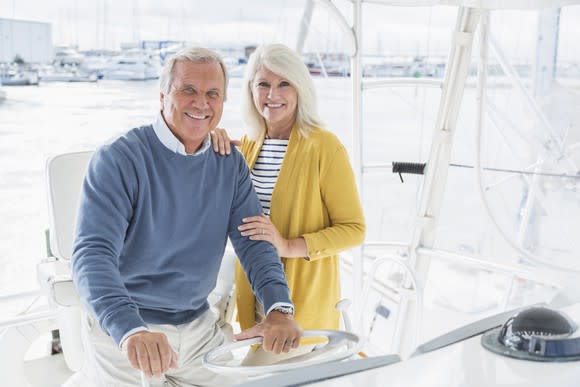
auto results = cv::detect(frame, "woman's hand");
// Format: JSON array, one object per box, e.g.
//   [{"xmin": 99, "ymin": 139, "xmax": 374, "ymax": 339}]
[
  {"xmin": 239, "ymin": 214, "xmax": 289, "ymax": 256},
  {"xmin": 210, "ymin": 127, "xmax": 242, "ymax": 155},
  {"xmin": 239, "ymin": 214, "xmax": 307, "ymax": 257}
]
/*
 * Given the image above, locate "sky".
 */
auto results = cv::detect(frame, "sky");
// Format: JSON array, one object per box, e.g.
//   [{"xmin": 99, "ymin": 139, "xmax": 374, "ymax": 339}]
[{"xmin": 0, "ymin": 0, "xmax": 579, "ymax": 61}]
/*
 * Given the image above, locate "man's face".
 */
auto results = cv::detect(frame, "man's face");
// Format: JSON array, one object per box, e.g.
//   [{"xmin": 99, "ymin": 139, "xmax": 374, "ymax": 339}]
[{"xmin": 160, "ymin": 60, "xmax": 225, "ymax": 153}]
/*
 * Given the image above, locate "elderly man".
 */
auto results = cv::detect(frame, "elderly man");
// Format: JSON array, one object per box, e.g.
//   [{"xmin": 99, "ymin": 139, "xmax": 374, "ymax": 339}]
[{"xmin": 71, "ymin": 47, "xmax": 301, "ymax": 386}]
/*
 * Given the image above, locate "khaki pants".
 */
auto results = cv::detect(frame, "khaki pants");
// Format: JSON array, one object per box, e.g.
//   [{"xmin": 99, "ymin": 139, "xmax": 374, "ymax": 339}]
[{"xmin": 65, "ymin": 308, "xmax": 237, "ymax": 387}]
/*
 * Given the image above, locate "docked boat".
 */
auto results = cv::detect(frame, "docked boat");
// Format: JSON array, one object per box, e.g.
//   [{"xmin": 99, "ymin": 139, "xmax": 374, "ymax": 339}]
[
  {"xmin": 101, "ymin": 49, "xmax": 162, "ymax": 81},
  {"xmin": 0, "ymin": 69, "xmax": 39, "ymax": 86},
  {"xmin": 1, "ymin": 0, "xmax": 579, "ymax": 386},
  {"xmin": 38, "ymin": 65, "xmax": 98, "ymax": 83}
]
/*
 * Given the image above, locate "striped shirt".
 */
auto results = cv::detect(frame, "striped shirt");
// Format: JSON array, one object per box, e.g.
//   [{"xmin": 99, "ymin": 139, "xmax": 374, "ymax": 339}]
[{"xmin": 251, "ymin": 138, "xmax": 289, "ymax": 215}]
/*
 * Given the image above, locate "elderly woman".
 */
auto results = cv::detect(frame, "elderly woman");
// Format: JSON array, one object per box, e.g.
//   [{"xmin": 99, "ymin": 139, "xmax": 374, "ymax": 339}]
[{"xmin": 214, "ymin": 43, "xmax": 365, "ymax": 364}]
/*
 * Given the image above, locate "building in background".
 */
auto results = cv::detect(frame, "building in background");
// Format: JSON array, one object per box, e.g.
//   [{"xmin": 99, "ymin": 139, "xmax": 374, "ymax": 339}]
[{"xmin": 0, "ymin": 18, "xmax": 52, "ymax": 64}]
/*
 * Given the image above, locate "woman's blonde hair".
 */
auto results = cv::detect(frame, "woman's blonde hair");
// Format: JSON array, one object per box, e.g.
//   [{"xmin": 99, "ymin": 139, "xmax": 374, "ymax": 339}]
[{"xmin": 241, "ymin": 43, "xmax": 323, "ymax": 140}]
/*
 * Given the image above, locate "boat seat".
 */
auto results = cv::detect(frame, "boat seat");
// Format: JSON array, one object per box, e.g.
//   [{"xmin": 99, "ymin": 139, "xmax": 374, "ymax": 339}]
[
  {"xmin": 36, "ymin": 150, "xmax": 237, "ymax": 373},
  {"xmin": 36, "ymin": 151, "xmax": 93, "ymax": 372}
]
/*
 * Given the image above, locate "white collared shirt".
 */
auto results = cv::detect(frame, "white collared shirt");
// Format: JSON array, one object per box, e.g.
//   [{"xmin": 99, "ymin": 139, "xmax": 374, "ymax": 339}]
[{"xmin": 153, "ymin": 112, "xmax": 211, "ymax": 156}]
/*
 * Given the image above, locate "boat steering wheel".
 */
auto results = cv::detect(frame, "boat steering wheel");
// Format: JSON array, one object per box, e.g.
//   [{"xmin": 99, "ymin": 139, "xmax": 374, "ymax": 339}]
[{"xmin": 202, "ymin": 329, "xmax": 361, "ymax": 376}]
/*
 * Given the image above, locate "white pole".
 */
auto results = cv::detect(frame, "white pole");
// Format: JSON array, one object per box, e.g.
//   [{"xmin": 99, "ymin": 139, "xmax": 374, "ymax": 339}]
[
  {"xmin": 140, "ymin": 372, "xmax": 150, "ymax": 387},
  {"xmin": 351, "ymin": 0, "xmax": 364, "ymax": 335},
  {"xmin": 533, "ymin": 8, "xmax": 560, "ymax": 97},
  {"xmin": 296, "ymin": 0, "xmax": 315, "ymax": 54},
  {"xmin": 393, "ymin": 6, "xmax": 481, "ymax": 358}
]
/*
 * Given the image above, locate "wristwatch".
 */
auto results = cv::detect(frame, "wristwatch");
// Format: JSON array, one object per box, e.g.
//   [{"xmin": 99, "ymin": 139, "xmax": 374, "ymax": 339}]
[{"xmin": 272, "ymin": 305, "xmax": 294, "ymax": 316}]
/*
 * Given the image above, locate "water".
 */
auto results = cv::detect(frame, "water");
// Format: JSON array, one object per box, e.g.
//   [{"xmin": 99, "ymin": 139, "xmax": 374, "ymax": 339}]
[{"xmin": 0, "ymin": 78, "xmax": 355, "ymax": 295}]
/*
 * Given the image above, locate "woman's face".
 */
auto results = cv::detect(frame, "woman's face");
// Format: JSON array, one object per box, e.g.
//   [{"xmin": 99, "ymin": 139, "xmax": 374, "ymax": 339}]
[{"xmin": 251, "ymin": 66, "xmax": 298, "ymax": 131}]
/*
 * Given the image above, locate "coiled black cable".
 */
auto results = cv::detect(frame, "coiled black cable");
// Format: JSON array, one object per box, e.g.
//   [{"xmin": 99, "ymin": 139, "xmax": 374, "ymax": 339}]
[
  {"xmin": 392, "ymin": 162, "xmax": 426, "ymax": 182},
  {"xmin": 390, "ymin": 161, "xmax": 580, "ymax": 183}
]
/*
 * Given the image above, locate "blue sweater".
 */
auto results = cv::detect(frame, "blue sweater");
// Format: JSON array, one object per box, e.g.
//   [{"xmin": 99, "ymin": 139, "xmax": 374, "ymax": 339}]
[{"xmin": 72, "ymin": 125, "xmax": 291, "ymax": 345}]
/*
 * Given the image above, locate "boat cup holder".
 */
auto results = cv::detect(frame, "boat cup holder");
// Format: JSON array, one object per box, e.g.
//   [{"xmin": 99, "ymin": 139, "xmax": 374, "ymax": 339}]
[{"xmin": 482, "ymin": 306, "xmax": 580, "ymax": 362}]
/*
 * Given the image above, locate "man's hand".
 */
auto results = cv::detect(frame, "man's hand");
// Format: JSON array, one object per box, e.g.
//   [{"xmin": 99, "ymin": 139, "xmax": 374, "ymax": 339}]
[
  {"xmin": 122, "ymin": 331, "xmax": 178, "ymax": 378},
  {"xmin": 234, "ymin": 311, "xmax": 303, "ymax": 354},
  {"xmin": 210, "ymin": 127, "xmax": 242, "ymax": 155}
]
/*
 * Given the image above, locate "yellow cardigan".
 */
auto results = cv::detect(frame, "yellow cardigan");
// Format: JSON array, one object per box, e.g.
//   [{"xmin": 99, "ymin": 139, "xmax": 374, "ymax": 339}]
[{"xmin": 235, "ymin": 126, "xmax": 365, "ymax": 331}]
